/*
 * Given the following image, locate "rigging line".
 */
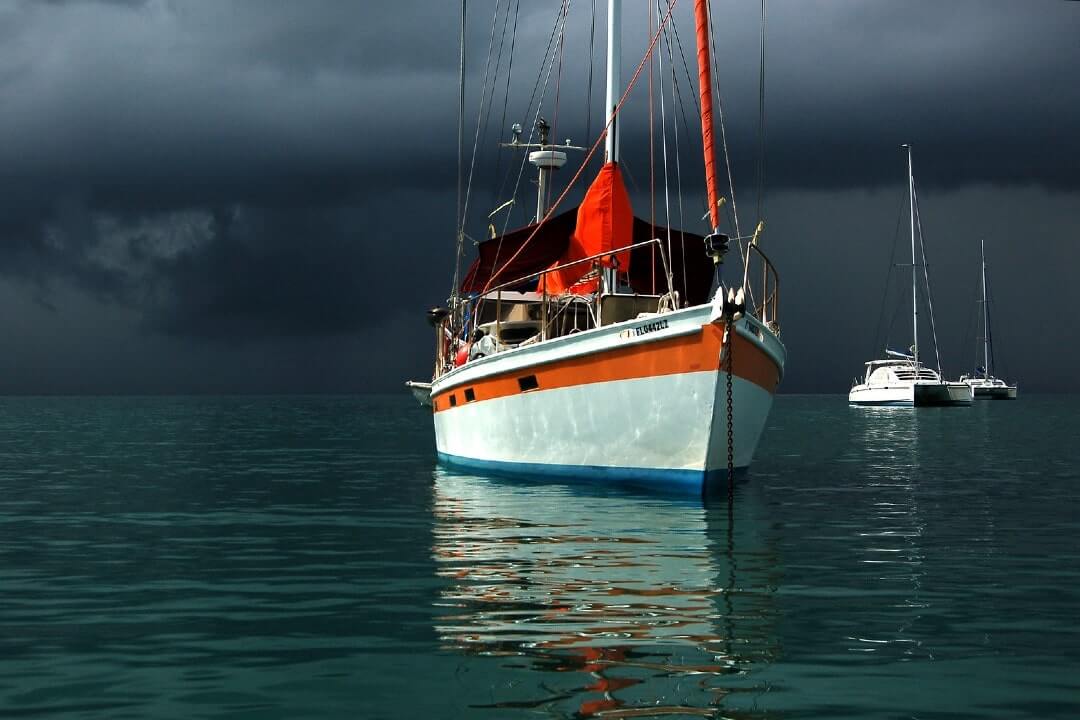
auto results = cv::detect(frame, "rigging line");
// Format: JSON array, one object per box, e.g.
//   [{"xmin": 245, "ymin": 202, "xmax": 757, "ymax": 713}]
[
  {"xmin": 502, "ymin": 0, "xmax": 573, "ymax": 230},
  {"xmin": 872, "ymin": 185, "xmax": 908, "ymax": 357},
  {"xmin": 668, "ymin": 15, "xmax": 709, "ymax": 226},
  {"xmin": 493, "ymin": 2, "xmax": 567, "ymax": 222},
  {"xmin": 661, "ymin": 8, "xmax": 689, "ymax": 301},
  {"xmin": 705, "ymin": 1, "xmax": 753, "ymax": 310},
  {"xmin": 585, "ymin": 0, "xmax": 596, "ymax": 152},
  {"xmin": 485, "ymin": 8, "xmax": 566, "ymax": 261},
  {"xmin": 912, "ymin": 179, "xmax": 943, "ymax": 376},
  {"xmin": 460, "ymin": 0, "xmax": 506, "ymax": 238},
  {"xmin": 481, "ymin": 0, "xmax": 681, "ymax": 296},
  {"xmin": 985, "ymin": 260, "xmax": 1000, "ymax": 377},
  {"xmin": 620, "ymin": 156, "xmax": 642, "ymax": 196},
  {"xmin": 707, "ymin": 0, "xmax": 745, "ymax": 269},
  {"xmin": 451, "ymin": 0, "xmax": 467, "ymax": 305},
  {"xmin": 649, "ymin": 2, "xmax": 657, "ymax": 245},
  {"xmin": 479, "ymin": 0, "xmax": 513, "ymax": 180},
  {"xmin": 656, "ymin": 0, "xmax": 674, "ymax": 296},
  {"xmin": 499, "ymin": 2, "xmax": 570, "ymax": 230},
  {"xmin": 648, "ymin": 0, "xmax": 656, "ymax": 292},
  {"xmin": 755, "ymin": 0, "xmax": 766, "ymax": 224},
  {"xmin": 548, "ymin": 0, "xmax": 571, "ymax": 214},
  {"xmin": 670, "ymin": 15, "xmax": 700, "ymax": 116},
  {"xmin": 885, "ymin": 273, "xmax": 907, "ymax": 353},
  {"xmin": 490, "ymin": 0, "xmax": 520, "ymax": 208},
  {"xmin": 477, "ymin": 0, "xmax": 574, "ymax": 324}
]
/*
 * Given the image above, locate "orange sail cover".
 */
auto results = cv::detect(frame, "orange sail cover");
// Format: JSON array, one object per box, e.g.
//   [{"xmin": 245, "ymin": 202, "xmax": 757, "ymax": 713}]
[{"xmin": 541, "ymin": 162, "xmax": 633, "ymax": 295}]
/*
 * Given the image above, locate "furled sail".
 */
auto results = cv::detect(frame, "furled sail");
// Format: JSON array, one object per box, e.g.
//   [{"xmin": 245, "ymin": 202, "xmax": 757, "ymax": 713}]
[{"xmin": 694, "ymin": 0, "xmax": 721, "ymax": 232}]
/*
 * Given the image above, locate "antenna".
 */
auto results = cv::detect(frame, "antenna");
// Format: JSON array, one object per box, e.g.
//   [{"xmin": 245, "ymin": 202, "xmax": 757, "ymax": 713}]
[{"xmin": 499, "ymin": 119, "xmax": 584, "ymax": 222}]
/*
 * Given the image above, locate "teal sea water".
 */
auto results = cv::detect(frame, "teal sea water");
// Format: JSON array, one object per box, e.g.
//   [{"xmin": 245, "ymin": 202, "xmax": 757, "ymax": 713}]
[{"xmin": 0, "ymin": 395, "xmax": 1077, "ymax": 718}]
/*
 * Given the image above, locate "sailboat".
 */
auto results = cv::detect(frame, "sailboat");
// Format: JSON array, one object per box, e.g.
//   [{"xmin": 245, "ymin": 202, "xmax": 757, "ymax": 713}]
[
  {"xmin": 849, "ymin": 145, "xmax": 972, "ymax": 407},
  {"xmin": 957, "ymin": 240, "xmax": 1018, "ymax": 399},
  {"xmin": 417, "ymin": 1, "xmax": 786, "ymax": 493}
]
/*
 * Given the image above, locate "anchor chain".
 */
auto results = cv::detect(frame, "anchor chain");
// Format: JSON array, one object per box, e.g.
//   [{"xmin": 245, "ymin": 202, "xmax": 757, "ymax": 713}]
[{"xmin": 725, "ymin": 303, "xmax": 735, "ymax": 489}]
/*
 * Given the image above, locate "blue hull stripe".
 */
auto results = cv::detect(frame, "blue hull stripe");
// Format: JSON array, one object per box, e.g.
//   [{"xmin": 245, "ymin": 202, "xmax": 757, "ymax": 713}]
[
  {"xmin": 851, "ymin": 400, "xmax": 913, "ymax": 407},
  {"xmin": 851, "ymin": 399, "xmax": 969, "ymax": 407},
  {"xmin": 437, "ymin": 452, "xmax": 743, "ymax": 494}
]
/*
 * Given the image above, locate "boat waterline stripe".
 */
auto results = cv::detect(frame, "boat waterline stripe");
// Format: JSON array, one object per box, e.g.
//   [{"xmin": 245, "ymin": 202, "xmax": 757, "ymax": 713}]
[
  {"xmin": 431, "ymin": 323, "xmax": 778, "ymax": 413},
  {"xmin": 850, "ymin": 400, "xmax": 914, "ymax": 407},
  {"xmin": 437, "ymin": 452, "xmax": 746, "ymax": 493}
]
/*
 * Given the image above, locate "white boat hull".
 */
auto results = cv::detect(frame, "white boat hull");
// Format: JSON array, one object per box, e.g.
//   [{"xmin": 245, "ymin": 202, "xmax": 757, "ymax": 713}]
[
  {"xmin": 964, "ymin": 379, "xmax": 1018, "ymax": 400},
  {"xmin": 430, "ymin": 305, "xmax": 785, "ymax": 493},
  {"xmin": 849, "ymin": 381, "xmax": 973, "ymax": 407}
]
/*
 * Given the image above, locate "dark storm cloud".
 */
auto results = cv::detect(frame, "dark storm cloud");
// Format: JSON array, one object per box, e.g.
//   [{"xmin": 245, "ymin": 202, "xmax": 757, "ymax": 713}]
[
  {"xmin": 0, "ymin": 0, "xmax": 1076, "ymax": 392},
  {"xmin": 142, "ymin": 197, "xmax": 450, "ymax": 340},
  {"xmin": 2, "ymin": 1, "xmax": 1073, "ymax": 209},
  {"xmin": 0, "ymin": 193, "xmax": 135, "ymax": 304},
  {"xmin": 0, "ymin": 0, "xmax": 467, "ymax": 342}
]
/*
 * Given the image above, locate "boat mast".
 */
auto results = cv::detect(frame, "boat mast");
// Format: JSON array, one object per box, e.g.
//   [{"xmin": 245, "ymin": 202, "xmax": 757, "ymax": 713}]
[
  {"xmin": 981, "ymin": 238, "xmax": 990, "ymax": 377},
  {"xmin": 601, "ymin": 0, "xmax": 621, "ymax": 295},
  {"xmin": 904, "ymin": 143, "xmax": 918, "ymax": 367},
  {"xmin": 450, "ymin": 0, "xmax": 467, "ymax": 318},
  {"xmin": 604, "ymin": 0, "xmax": 620, "ymax": 165},
  {"xmin": 693, "ymin": 0, "xmax": 721, "ymax": 234}
]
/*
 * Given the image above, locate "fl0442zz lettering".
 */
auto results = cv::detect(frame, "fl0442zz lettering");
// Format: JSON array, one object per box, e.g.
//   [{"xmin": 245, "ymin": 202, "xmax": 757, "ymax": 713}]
[{"xmin": 634, "ymin": 318, "xmax": 669, "ymax": 337}]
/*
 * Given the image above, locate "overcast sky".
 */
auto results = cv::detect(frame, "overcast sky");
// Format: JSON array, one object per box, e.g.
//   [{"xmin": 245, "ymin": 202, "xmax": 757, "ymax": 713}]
[{"xmin": 0, "ymin": 0, "xmax": 1077, "ymax": 394}]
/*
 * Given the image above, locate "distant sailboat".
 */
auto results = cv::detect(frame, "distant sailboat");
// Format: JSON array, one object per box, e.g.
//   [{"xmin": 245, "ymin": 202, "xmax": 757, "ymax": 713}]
[
  {"xmin": 849, "ymin": 145, "xmax": 972, "ymax": 407},
  {"xmin": 958, "ymin": 240, "xmax": 1018, "ymax": 399}
]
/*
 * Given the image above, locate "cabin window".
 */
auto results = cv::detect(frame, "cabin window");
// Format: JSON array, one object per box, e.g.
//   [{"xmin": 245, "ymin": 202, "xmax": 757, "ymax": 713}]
[
  {"xmin": 449, "ymin": 394, "xmax": 457, "ymax": 407},
  {"xmin": 464, "ymin": 388, "xmax": 476, "ymax": 402},
  {"xmin": 518, "ymin": 375, "xmax": 539, "ymax": 392}
]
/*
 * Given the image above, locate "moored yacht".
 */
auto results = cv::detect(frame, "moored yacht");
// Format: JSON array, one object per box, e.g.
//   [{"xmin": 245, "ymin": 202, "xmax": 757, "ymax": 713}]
[
  {"xmin": 851, "ymin": 355, "xmax": 973, "ymax": 407},
  {"xmin": 418, "ymin": 0, "xmax": 787, "ymax": 493},
  {"xmin": 849, "ymin": 145, "xmax": 972, "ymax": 407},
  {"xmin": 960, "ymin": 374, "xmax": 1017, "ymax": 400},
  {"xmin": 957, "ymin": 240, "xmax": 1018, "ymax": 399}
]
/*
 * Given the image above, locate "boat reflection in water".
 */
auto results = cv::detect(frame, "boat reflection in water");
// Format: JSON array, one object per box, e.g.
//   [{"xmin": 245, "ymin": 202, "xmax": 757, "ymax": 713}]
[{"xmin": 431, "ymin": 469, "xmax": 781, "ymax": 717}]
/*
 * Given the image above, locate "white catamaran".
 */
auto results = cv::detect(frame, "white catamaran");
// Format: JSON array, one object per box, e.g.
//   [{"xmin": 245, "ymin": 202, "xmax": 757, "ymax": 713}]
[
  {"xmin": 414, "ymin": 1, "xmax": 786, "ymax": 492},
  {"xmin": 957, "ymin": 240, "xmax": 1018, "ymax": 399},
  {"xmin": 849, "ymin": 145, "xmax": 972, "ymax": 407}
]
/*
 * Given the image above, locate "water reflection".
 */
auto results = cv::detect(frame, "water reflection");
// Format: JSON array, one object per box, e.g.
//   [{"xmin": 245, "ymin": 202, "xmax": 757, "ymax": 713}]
[
  {"xmin": 846, "ymin": 406, "xmax": 931, "ymax": 660},
  {"xmin": 431, "ymin": 470, "xmax": 780, "ymax": 717}
]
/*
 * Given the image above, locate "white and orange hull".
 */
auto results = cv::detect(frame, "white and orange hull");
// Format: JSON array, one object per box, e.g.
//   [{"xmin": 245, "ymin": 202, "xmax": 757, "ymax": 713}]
[{"xmin": 430, "ymin": 304, "xmax": 785, "ymax": 493}]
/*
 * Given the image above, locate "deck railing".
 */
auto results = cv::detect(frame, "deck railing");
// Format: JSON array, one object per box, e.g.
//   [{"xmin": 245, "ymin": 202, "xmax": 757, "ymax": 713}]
[
  {"xmin": 744, "ymin": 242, "xmax": 780, "ymax": 332},
  {"xmin": 481, "ymin": 237, "xmax": 674, "ymax": 343},
  {"xmin": 482, "ymin": 236, "xmax": 673, "ymax": 299},
  {"xmin": 436, "ymin": 236, "xmax": 781, "ymax": 376}
]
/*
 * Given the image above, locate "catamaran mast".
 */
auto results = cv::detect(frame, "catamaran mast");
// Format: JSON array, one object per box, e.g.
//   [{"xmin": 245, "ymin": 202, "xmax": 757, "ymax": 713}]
[
  {"xmin": 981, "ymin": 238, "xmax": 990, "ymax": 377},
  {"xmin": 904, "ymin": 143, "xmax": 918, "ymax": 367}
]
